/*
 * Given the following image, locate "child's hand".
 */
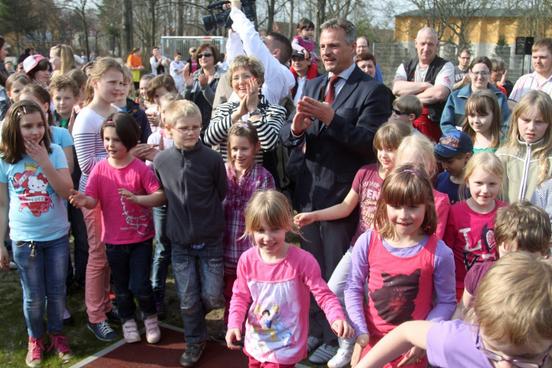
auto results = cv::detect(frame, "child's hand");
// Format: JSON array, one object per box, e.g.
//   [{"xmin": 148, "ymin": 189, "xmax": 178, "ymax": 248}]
[
  {"xmin": 397, "ymin": 346, "xmax": 426, "ymax": 367},
  {"xmin": 183, "ymin": 63, "xmax": 193, "ymax": 87},
  {"xmin": 25, "ymin": 140, "xmax": 49, "ymax": 167},
  {"xmin": 331, "ymin": 319, "xmax": 354, "ymax": 339},
  {"xmin": 294, "ymin": 212, "xmax": 316, "ymax": 227},
  {"xmin": 351, "ymin": 342, "xmax": 364, "ymax": 367},
  {"xmin": 68, "ymin": 189, "xmax": 87, "ymax": 208},
  {"xmin": 0, "ymin": 245, "xmax": 10, "ymax": 271},
  {"xmin": 118, "ymin": 188, "xmax": 138, "ymax": 204},
  {"xmin": 225, "ymin": 328, "xmax": 242, "ymax": 350}
]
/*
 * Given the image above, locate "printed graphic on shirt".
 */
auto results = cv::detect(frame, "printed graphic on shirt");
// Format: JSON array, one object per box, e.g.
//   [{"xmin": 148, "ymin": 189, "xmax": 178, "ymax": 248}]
[
  {"xmin": 358, "ymin": 179, "xmax": 381, "ymax": 230},
  {"xmin": 12, "ymin": 163, "xmax": 53, "ymax": 217},
  {"xmin": 460, "ymin": 224, "xmax": 497, "ymax": 270},
  {"xmin": 245, "ymin": 279, "xmax": 300, "ymax": 361},
  {"xmin": 119, "ymin": 195, "xmax": 152, "ymax": 237},
  {"xmin": 370, "ymin": 270, "xmax": 421, "ymax": 325}
]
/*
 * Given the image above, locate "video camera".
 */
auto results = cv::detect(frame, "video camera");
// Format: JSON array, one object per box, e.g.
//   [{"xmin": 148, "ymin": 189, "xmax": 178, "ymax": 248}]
[{"xmin": 203, "ymin": 0, "xmax": 257, "ymax": 33}]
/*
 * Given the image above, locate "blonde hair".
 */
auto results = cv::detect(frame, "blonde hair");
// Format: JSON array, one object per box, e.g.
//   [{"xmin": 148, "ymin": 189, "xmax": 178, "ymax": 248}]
[
  {"xmin": 163, "ymin": 100, "xmax": 202, "ymax": 127},
  {"xmin": 84, "ymin": 57, "xmax": 124, "ymax": 105},
  {"xmin": 473, "ymin": 252, "xmax": 552, "ymax": 344},
  {"xmin": 373, "ymin": 121, "xmax": 412, "ymax": 152},
  {"xmin": 495, "ymin": 201, "xmax": 551, "ymax": 255},
  {"xmin": 460, "ymin": 152, "xmax": 503, "ymax": 200},
  {"xmin": 244, "ymin": 190, "xmax": 297, "ymax": 236},
  {"xmin": 462, "ymin": 90, "xmax": 501, "ymax": 149},
  {"xmin": 228, "ymin": 55, "xmax": 265, "ymax": 86},
  {"xmin": 50, "ymin": 44, "xmax": 75, "ymax": 75},
  {"xmin": 374, "ymin": 164, "xmax": 437, "ymax": 239},
  {"xmin": 504, "ymin": 90, "xmax": 552, "ymax": 184},
  {"xmin": 395, "ymin": 134, "xmax": 437, "ymax": 177}
]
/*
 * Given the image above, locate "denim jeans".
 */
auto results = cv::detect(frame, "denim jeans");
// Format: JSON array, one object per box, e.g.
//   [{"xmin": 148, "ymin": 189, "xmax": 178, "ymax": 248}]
[
  {"xmin": 13, "ymin": 236, "xmax": 69, "ymax": 338},
  {"xmin": 105, "ymin": 240, "xmax": 156, "ymax": 321},
  {"xmin": 151, "ymin": 205, "xmax": 171, "ymax": 303},
  {"xmin": 172, "ymin": 243, "xmax": 224, "ymax": 344}
]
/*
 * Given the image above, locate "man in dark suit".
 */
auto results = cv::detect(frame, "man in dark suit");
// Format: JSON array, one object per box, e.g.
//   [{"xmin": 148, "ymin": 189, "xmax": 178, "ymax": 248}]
[{"xmin": 280, "ymin": 18, "xmax": 391, "ymax": 366}]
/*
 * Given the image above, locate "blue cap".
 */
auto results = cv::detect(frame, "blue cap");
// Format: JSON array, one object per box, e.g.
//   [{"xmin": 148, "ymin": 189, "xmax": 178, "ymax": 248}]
[{"xmin": 434, "ymin": 130, "xmax": 473, "ymax": 158}]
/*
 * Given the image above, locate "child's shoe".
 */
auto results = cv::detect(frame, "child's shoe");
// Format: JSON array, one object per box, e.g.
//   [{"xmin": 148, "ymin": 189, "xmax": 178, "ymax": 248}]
[
  {"xmin": 49, "ymin": 334, "xmax": 73, "ymax": 363},
  {"xmin": 327, "ymin": 338, "xmax": 354, "ymax": 368},
  {"xmin": 179, "ymin": 342, "xmax": 206, "ymax": 367},
  {"xmin": 144, "ymin": 314, "xmax": 161, "ymax": 344},
  {"xmin": 122, "ymin": 319, "xmax": 141, "ymax": 343},
  {"xmin": 25, "ymin": 336, "xmax": 45, "ymax": 368}
]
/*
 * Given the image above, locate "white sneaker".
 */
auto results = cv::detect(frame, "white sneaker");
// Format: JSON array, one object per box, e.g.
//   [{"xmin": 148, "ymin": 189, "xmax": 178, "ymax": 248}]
[
  {"xmin": 327, "ymin": 341, "xmax": 354, "ymax": 368},
  {"xmin": 122, "ymin": 319, "xmax": 141, "ymax": 343},
  {"xmin": 144, "ymin": 315, "xmax": 161, "ymax": 344}
]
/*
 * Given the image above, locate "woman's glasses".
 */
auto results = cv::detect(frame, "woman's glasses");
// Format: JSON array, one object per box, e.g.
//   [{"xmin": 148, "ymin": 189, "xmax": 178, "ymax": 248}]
[{"xmin": 197, "ymin": 53, "xmax": 213, "ymax": 58}]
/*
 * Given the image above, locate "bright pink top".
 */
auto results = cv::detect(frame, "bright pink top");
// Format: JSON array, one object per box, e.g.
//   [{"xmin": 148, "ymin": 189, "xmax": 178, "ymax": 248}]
[
  {"xmin": 228, "ymin": 245, "xmax": 346, "ymax": 365},
  {"xmin": 443, "ymin": 200, "xmax": 505, "ymax": 290},
  {"xmin": 434, "ymin": 189, "xmax": 450, "ymax": 239},
  {"xmin": 351, "ymin": 164, "xmax": 383, "ymax": 243},
  {"xmin": 85, "ymin": 158, "xmax": 160, "ymax": 244}
]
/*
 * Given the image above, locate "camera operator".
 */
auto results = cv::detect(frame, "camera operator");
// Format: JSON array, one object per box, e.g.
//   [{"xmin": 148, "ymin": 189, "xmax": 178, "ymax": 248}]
[{"xmin": 214, "ymin": 0, "xmax": 294, "ymax": 107}]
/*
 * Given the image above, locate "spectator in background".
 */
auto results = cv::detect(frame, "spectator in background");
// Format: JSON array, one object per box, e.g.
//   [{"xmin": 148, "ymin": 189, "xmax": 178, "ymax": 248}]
[
  {"xmin": 490, "ymin": 58, "xmax": 513, "ymax": 97},
  {"xmin": 127, "ymin": 47, "xmax": 145, "ymax": 91},
  {"xmin": 290, "ymin": 48, "xmax": 319, "ymax": 105},
  {"xmin": 355, "ymin": 36, "xmax": 383, "ymax": 82},
  {"xmin": 50, "ymin": 44, "xmax": 76, "ymax": 77},
  {"xmin": 392, "ymin": 27, "xmax": 454, "ymax": 142},
  {"xmin": 452, "ymin": 48, "xmax": 471, "ymax": 90},
  {"xmin": 510, "ymin": 38, "xmax": 552, "ymax": 103},
  {"xmin": 355, "ymin": 52, "xmax": 377, "ymax": 79},
  {"xmin": 23, "ymin": 54, "xmax": 52, "ymax": 89},
  {"xmin": 170, "ymin": 52, "xmax": 185, "ymax": 93},
  {"xmin": 150, "ymin": 46, "xmax": 170, "ymax": 76},
  {"xmin": 0, "ymin": 36, "xmax": 9, "ymax": 86}
]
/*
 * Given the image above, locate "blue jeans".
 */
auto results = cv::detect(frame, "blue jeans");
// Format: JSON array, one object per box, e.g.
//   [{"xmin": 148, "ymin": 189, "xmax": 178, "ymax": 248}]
[
  {"xmin": 172, "ymin": 243, "xmax": 224, "ymax": 344},
  {"xmin": 13, "ymin": 236, "xmax": 69, "ymax": 338},
  {"xmin": 105, "ymin": 240, "xmax": 156, "ymax": 322},
  {"xmin": 151, "ymin": 205, "xmax": 171, "ymax": 303}
]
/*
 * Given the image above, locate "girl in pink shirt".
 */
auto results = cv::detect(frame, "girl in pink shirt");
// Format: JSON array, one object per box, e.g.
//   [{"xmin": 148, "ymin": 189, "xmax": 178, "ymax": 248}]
[
  {"xmin": 443, "ymin": 152, "xmax": 506, "ymax": 301},
  {"xmin": 226, "ymin": 190, "xmax": 353, "ymax": 367},
  {"xmin": 70, "ymin": 113, "xmax": 165, "ymax": 345}
]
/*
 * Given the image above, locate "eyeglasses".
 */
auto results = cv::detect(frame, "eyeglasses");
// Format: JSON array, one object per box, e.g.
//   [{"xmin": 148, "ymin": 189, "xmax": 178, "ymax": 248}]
[
  {"xmin": 197, "ymin": 53, "xmax": 213, "ymax": 58},
  {"xmin": 392, "ymin": 108, "xmax": 408, "ymax": 116},
  {"xmin": 476, "ymin": 332, "xmax": 552, "ymax": 368}
]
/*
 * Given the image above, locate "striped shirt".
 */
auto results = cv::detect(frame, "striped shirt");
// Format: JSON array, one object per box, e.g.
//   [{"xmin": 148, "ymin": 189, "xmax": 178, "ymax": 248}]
[
  {"xmin": 72, "ymin": 107, "xmax": 108, "ymax": 191},
  {"xmin": 509, "ymin": 72, "xmax": 552, "ymax": 102},
  {"xmin": 203, "ymin": 94, "xmax": 287, "ymax": 162},
  {"xmin": 223, "ymin": 163, "xmax": 275, "ymax": 273}
]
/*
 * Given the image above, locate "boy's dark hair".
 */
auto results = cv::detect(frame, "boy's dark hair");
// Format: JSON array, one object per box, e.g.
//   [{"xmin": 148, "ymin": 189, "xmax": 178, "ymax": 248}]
[
  {"xmin": 66, "ymin": 68, "xmax": 87, "ymax": 90},
  {"xmin": 101, "ymin": 112, "xmax": 141, "ymax": 151},
  {"xmin": 49, "ymin": 74, "xmax": 80, "ymax": 97},
  {"xmin": 393, "ymin": 95, "xmax": 423, "ymax": 118},
  {"xmin": 297, "ymin": 18, "xmax": 315, "ymax": 30},
  {"xmin": 267, "ymin": 32, "xmax": 292, "ymax": 64},
  {"xmin": 354, "ymin": 51, "xmax": 377, "ymax": 65}
]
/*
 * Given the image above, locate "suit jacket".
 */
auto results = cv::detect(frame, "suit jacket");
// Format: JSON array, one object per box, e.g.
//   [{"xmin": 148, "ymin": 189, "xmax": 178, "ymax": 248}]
[{"xmin": 281, "ymin": 65, "xmax": 392, "ymax": 211}]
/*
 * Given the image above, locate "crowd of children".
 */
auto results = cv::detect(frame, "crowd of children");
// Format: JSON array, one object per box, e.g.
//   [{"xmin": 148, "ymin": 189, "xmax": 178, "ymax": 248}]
[{"xmin": 0, "ymin": 21, "xmax": 552, "ymax": 368}]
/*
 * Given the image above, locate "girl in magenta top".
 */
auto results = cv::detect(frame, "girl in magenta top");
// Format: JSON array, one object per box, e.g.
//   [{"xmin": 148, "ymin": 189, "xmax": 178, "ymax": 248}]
[
  {"xmin": 70, "ymin": 113, "xmax": 165, "ymax": 345},
  {"xmin": 355, "ymin": 252, "xmax": 552, "ymax": 368},
  {"xmin": 344, "ymin": 165, "xmax": 456, "ymax": 368},
  {"xmin": 443, "ymin": 152, "xmax": 506, "ymax": 301},
  {"xmin": 225, "ymin": 190, "xmax": 353, "ymax": 367}
]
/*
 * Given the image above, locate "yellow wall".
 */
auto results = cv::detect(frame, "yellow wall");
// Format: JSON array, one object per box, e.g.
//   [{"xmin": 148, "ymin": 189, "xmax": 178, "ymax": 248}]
[{"xmin": 395, "ymin": 16, "xmax": 526, "ymax": 44}]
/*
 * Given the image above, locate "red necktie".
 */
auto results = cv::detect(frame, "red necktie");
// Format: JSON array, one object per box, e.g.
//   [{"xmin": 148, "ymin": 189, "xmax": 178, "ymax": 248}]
[{"xmin": 324, "ymin": 75, "xmax": 339, "ymax": 104}]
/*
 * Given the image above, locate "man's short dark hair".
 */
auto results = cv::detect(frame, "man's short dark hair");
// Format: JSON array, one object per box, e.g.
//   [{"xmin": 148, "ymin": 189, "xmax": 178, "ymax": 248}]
[{"xmin": 267, "ymin": 31, "xmax": 292, "ymax": 64}]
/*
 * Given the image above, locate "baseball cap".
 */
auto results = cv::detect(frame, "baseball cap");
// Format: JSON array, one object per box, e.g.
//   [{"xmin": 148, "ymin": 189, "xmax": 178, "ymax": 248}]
[
  {"xmin": 23, "ymin": 54, "xmax": 47, "ymax": 74},
  {"xmin": 434, "ymin": 130, "xmax": 473, "ymax": 158}
]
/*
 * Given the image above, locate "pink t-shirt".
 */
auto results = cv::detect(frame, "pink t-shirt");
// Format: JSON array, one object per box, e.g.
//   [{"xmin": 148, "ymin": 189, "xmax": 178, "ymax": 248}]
[
  {"xmin": 434, "ymin": 189, "xmax": 451, "ymax": 239},
  {"xmin": 85, "ymin": 158, "xmax": 160, "ymax": 244},
  {"xmin": 443, "ymin": 200, "xmax": 505, "ymax": 290},
  {"xmin": 228, "ymin": 245, "xmax": 346, "ymax": 365},
  {"xmin": 351, "ymin": 164, "xmax": 383, "ymax": 244}
]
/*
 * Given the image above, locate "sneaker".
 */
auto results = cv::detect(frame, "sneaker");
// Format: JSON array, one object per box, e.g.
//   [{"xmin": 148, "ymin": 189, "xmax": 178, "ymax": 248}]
[
  {"xmin": 25, "ymin": 336, "xmax": 45, "ymax": 368},
  {"xmin": 179, "ymin": 342, "xmax": 206, "ymax": 367},
  {"xmin": 106, "ymin": 308, "xmax": 121, "ymax": 325},
  {"xmin": 327, "ymin": 340, "xmax": 354, "ymax": 368},
  {"xmin": 49, "ymin": 334, "xmax": 73, "ymax": 363},
  {"xmin": 307, "ymin": 335, "xmax": 323, "ymax": 354},
  {"xmin": 122, "ymin": 319, "xmax": 141, "ymax": 343},
  {"xmin": 308, "ymin": 343, "xmax": 338, "ymax": 365},
  {"xmin": 144, "ymin": 315, "xmax": 161, "ymax": 344},
  {"xmin": 87, "ymin": 320, "xmax": 118, "ymax": 342}
]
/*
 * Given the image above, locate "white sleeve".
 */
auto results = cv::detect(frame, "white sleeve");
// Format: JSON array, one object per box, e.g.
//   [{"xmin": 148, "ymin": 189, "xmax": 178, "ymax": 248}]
[
  {"xmin": 434, "ymin": 62, "xmax": 455, "ymax": 91},
  {"xmin": 394, "ymin": 63, "xmax": 407, "ymax": 81},
  {"xmin": 226, "ymin": 30, "xmax": 244, "ymax": 66},
  {"xmin": 150, "ymin": 56, "xmax": 159, "ymax": 73}
]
